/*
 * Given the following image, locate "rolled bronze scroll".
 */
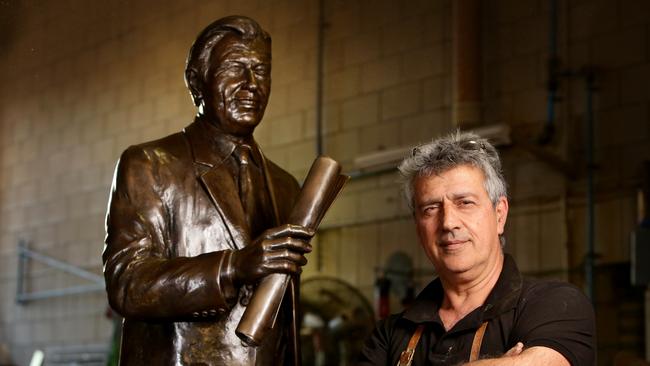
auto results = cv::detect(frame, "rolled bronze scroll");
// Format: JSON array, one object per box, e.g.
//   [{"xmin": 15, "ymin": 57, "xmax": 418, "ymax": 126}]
[{"xmin": 236, "ymin": 156, "xmax": 349, "ymax": 346}]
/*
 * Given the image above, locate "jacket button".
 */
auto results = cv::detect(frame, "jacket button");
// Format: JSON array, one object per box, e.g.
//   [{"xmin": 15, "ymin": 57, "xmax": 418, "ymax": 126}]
[
  {"xmin": 209, "ymin": 309, "xmax": 217, "ymax": 316},
  {"xmin": 192, "ymin": 312, "xmax": 199, "ymax": 318},
  {"xmin": 201, "ymin": 310, "xmax": 209, "ymax": 317},
  {"xmin": 218, "ymin": 308, "xmax": 227, "ymax": 315}
]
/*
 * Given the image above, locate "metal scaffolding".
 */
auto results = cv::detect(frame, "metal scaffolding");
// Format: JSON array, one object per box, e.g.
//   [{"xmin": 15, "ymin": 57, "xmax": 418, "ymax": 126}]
[{"xmin": 16, "ymin": 240, "xmax": 104, "ymax": 304}]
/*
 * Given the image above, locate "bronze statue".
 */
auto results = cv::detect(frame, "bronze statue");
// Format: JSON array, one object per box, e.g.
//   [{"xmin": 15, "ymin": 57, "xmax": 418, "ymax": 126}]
[{"xmin": 103, "ymin": 16, "xmax": 313, "ymax": 365}]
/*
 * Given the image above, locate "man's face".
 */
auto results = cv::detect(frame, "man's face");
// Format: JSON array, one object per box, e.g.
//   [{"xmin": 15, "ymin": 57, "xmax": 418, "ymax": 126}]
[
  {"xmin": 203, "ymin": 34, "xmax": 271, "ymax": 136},
  {"xmin": 413, "ymin": 165, "xmax": 508, "ymax": 281}
]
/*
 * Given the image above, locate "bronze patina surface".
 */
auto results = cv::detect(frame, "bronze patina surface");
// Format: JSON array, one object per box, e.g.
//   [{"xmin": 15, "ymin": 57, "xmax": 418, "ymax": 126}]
[{"xmin": 103, "ymin": 16, "xmax": 312, "ymax": 366}]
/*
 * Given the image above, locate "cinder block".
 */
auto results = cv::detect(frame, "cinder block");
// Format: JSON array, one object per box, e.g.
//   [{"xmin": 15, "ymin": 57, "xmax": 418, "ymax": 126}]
[
  {"xmin": 422, "ymin": 76, "xmax": 445, "ymax": 110},
  {"xmin": 287, "ymin": 79, "xmax": 316, "ymax": 112},
  {"xmin": 341, "ymin": 93, "xmax": 379, "ymax": 129},
  {"xmin": 510, "ymin": 88, "xmax": 547, "ymax": 124},
  {"xmin": 495, "ymin": 0, "xmax": 538, "ymax": 24},
  {"xmin": 324, "ymin": 129, "xmax": 360, "ymax": 166},
  {"xmin": 16, "ymin": 181, "xmax": 38, "ymax": 207},
  {"xmin": 338, "ymin": 227, "xmax": 360, "ymax": 284},
  {"xmin": 140, "ymin": 121, "xmax": 168, "ymax": 143},
  {"xmin": 400, "ymin": 109, "xmax": 449, "ymax": 147},
  {"xmin": 91, "ymin": 137, "xmax": 116, "ymax": 166},
  {"xmin": 359, "ymin": 120, "xmax": 400, "ymax": 154},
  {"xmin": 325, "ymin": 6, "xmax": 361, "ymax": 41},
  {"xmin": 501, "ymin": 55, "xmax": 541, "ymax": 94},
  {"xmin": 115, "ymin": 131, "xmax": 143, "ymax": 153},
  {"xmin": 271, "ymin": 0, "xmax": 313, "ymax": 30},
  {"xmin": 597, "ymin": 104, "xmax": 649, "ymax": 148},
  {"xmin": 270, "ymin": 112, "xmax": 304, "ymax": 146},
  {"xmin": 569, "ymin": 1, "xmax": 618, "ymax": 41},
  {"xmin": 103, "ymin": 108, "xmax": 129, "ymax": 138},
  {"xmin": 592, "ymin": 26, "xmax": 646, "ymax": 69},
  {"xmin": 265, "ymin": 84, "xmax": 288, "ymax": 120},
  {"xmin": 8, "ymin": 209, "xmax": 27, "ymax": 233},
  {"xmin": 510, "ymin": 210, "xmax": 540, "ymax": 273},
  {"xmin": 381, "ymin": 82, "xmax": 421, "ymax": 120},
  {"xmin": 360, "ymin": 55, "xmax": 402, "ymax": 93},
  {"xmin": 381, "ymin": 15, "xmax": 425, "ymax": 57},
  {"xmin": 44, "ymin": 197, "xmax": 68, "ymax": 225},
  {"xmin": 402, "ymin": 43, "xmax": 450, "ymax": 80},
  {"xmin": 344, "ymin": 31, "xmax": 380, "ymax": 66},
  {"xmin": 620, "ymin": 64, "xmax": 650, "ymax": 104},
  {"xmin": 128, "ymin": 99, "xmax": 156, "ymax": 131},
  {"xmin": 322, "ymin": 193, "xmax": 359, "ymax": 227},
  {"xmin": 319, "ymin": 229, "xmax": 341, "ymax": 276},
  {"xmin": 287, "ymin": 20, "xmax": 317, "ymax": 53},
  {"xmin": 80, "ymin": 166, "xmax": 104, "ymax": 193},
  {"xmin": 325, "ymin": 66, "xmax": 361, "ymax": 102},
  {"xmin": 14, "ymin": 323, "xmax": 31, "ymax": 345},
  {"xmin": 68, "ymin": 192, "xmax": 89, "ymax": 220},
  {"xmin": 378, "ymin": 219, "xmax": 420, "ymax": 273},
  {"xmin": 483, "ymin": 95, "xmax": 513, "ymax": 125},
  {"xmin": 510, "ymin": 18, "xmax": 546, "ymax": 56},
  {"xmin": 595, "ymin": 198, "xmax": 625, "ymax": 263},
  {"xmin": 354, "ymin": 224, "xmax": 380, "ymax": 288},
  {"xmin": 539, "ymin": 203, "xmax": 569, "ymax": 272},
  {"xmin": 77, "ymin": 214, "xmax": 105, "ymax": 245},
  {"xmin": 286, "ymin": 140, "xmax": 316, "ymax": 176},
  {"xmin": 358, "ymin": 186, "xmax": 400, "ymax": 221},
  {"xmin": 304, "ymin": 103, "xmax": 341, "ymax": 139},
  {"xmin": 273, "ymin": 51, "xmax": 309, "ymax": 87},
  {"xmin": 153, "ymin": 92, "xmax": 183, "ymax": 122},
  {"xmin": 359, "ymin": 0, "xmax": 401, "ymax": 31}
]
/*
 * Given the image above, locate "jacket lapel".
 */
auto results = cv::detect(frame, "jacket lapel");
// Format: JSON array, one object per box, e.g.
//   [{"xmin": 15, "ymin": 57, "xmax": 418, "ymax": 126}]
[
  {"xmin": 183, "ymin": 120, "xmax": 251, "ymax": 250},
  {"xmin": 199, "ymin": 166, "xmax": 251, "ymax": 250}
]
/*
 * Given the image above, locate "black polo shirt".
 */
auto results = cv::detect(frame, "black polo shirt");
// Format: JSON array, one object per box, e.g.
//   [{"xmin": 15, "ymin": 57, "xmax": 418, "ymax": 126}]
[{"xmin": 359, "ymin": 254, "xmax": 595, "ymax": 365}]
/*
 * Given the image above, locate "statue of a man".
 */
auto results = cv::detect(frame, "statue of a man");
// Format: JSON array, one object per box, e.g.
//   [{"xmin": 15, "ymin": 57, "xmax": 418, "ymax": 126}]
[{"xmin": 103, "ymin": 16, "xmax": 313, "ymax": 366}]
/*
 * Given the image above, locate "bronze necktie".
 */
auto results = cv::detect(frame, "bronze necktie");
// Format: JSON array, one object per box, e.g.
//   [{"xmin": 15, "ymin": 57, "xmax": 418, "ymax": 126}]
[{"xmin": 234, "ymin": 144, "xmax": 256, "ymax": 227}]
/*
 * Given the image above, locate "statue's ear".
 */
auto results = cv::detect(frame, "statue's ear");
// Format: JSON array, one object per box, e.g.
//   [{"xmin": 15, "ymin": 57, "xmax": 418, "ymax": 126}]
[{"xmin": 185, "ymin": 68, "xmax": 203, "ymax": 106}]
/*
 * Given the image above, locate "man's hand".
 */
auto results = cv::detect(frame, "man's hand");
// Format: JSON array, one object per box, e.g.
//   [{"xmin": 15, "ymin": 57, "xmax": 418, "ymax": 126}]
[
  {"xmin": 231, "ymin": 224, "xmax": 314, "ymax": 286},
  {"xmin": 503, "ymin": 342, "xmax": 523, "ymax": 357}
]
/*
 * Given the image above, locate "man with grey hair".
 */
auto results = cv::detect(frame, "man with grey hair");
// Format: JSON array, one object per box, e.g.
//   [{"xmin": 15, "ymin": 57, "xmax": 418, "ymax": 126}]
[{"xmin": 359, "ymin": 132, "xmax": 595, "ymax": 365}]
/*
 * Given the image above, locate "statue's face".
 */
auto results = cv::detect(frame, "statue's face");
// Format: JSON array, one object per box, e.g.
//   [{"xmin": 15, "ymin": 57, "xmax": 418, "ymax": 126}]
[{"xmin": 203, "ymin": 34, "xmax": 271, "ymax": 136}]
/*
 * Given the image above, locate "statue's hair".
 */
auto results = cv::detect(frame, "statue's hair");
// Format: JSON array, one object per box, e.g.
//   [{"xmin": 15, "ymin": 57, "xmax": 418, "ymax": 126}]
[
  {"xmin": 398, "ymin": 130, "xmax": 508, "ymax": 211},
  {"xmin": 185, "ymin": 15, "xmax": 271, "ymax": 106}
]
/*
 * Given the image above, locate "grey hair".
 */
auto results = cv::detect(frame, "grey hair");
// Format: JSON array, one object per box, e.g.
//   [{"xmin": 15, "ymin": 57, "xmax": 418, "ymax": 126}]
[
  {"xmin": 185, "ymin": 15, "xmax": 271, "ymax": 106},
  {"xmin": 398, "ymin": 131, "xmax": 507, "ymax": 211}
]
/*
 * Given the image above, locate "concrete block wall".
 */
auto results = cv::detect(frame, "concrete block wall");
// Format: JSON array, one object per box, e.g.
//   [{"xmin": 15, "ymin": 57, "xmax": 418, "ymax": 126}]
[{"xmin": 1, "ymin": 0, "xmax": 649, "ymax": 364}]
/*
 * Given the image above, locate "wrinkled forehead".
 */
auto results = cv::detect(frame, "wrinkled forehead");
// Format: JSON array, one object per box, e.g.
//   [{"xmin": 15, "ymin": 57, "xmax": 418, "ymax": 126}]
[{"xmin": 209, "ymin": 33, "xmax": 271, "ymax": 64}]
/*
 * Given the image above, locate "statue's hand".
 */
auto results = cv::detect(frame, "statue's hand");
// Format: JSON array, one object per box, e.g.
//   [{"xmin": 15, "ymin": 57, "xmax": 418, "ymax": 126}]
[{"xmin": 231, "ymin": 224, "xmax": 314, "ymax": 286}]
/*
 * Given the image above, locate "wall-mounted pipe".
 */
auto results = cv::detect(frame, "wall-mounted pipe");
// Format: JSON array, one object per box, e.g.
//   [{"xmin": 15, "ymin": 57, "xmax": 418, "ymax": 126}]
[
  {"xmin": 315, "ymin": 0, "xmax": 325, "ymax": 156},
  {"xmin": 452, "ymin": 0, "xmax": 482, "ymax": 127},
  {"xmin": 584, "ymin": 71, "xmax": 596, "ymax": 301},
  {"xmin": 540, "ymin": 0, "xmax": 559, "ymax": 145}
]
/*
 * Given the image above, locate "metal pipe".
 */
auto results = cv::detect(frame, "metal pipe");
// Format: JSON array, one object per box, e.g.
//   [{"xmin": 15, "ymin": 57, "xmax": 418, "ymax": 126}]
[
  {"xmin": 315, "ymin": 0, "xmax": 326, "ymax": 273},
  {"xmin": 20, "ymin": 246, "xmax": 104, "ymax": 284},
  {"xmin": 16, "ymin": 241, "xmax": 28, "ymax": 303},
  {"xmin": 315, "ymin": 0, "xmax": 325, "ymax": 156},
  {"xmin": 16, "ymin": 284, "xmax": 105, "ymax": 302},
  {"xmin": 452, "ymin": 0, "xmax": 482, "ymax": 127},
  {"xmin": 540, "ymin": 0, "xmax": 558, "ymax": 144},
  {"xmin": 585, "ymin": 71, "xmax": 596, "ymax": 301}
]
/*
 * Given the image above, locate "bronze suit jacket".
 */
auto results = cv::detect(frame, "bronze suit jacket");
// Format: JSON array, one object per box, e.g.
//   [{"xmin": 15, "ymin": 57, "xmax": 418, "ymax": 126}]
[{"xmin": 103, "ymin": 119, "xmax": 300, "ymax": 366}]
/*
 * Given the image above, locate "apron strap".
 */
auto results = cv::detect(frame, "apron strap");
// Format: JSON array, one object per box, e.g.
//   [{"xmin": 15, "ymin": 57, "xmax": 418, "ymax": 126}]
[
  {"xmin": 396, "ymin": 324, "xmax": 425, "ymax": 366},
  {"xmin": 397, "ymin": 320, "xmax": 489, "ymax": 366},
  {"xmin": 469, "ymin": 321, "xmax": 489, "ymax": 362}
]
